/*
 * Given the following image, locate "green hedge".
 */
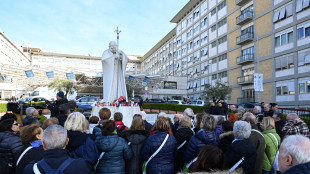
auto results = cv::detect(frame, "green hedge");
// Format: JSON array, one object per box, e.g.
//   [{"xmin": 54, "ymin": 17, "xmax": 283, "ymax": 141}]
[
  {"xmin": 0, "ymin": 103, "xmax": 7, "ymax": 112},
  {"xmin": 142, "ymin": 103, "xmax": 204, "ymax": 114}
]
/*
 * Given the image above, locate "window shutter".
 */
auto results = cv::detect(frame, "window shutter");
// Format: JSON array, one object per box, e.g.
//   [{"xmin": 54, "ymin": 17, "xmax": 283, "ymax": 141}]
[
  {"xmin": 303, "ymin": 0, "xmax": 310, "ymax": 9},
  {"xmin": 273, "ymin": 11, "xmax": 280, "ymax": 22},
  {"xmin": 296, "ymin": 0, "xmax": 303, "ymax": 12},
  {"xmin": 286, "ymin": 4, "xmax": 293, "ymax": 17},
  {"xmin": 279, "ymin": 8, "xmax": 286, "ymax": 20}
]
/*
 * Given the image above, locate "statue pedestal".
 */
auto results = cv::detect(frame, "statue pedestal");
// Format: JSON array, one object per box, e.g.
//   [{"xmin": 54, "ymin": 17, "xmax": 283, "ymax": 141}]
[{"xmin": 91, "ymin": 105, "xmax": 141, "ymax": 127}]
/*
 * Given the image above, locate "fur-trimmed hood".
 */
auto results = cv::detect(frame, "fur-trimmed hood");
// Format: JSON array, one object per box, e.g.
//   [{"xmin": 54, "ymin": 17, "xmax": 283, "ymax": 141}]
[{"xmin": 219, "ymin": 131, "xmax": 234, "ymax": 140}]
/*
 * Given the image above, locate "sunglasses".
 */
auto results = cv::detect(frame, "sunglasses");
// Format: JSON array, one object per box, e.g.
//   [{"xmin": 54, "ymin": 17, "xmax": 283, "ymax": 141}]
[{"xmin": 13, "ymin": 123, "xmax": 19, "ymax": 126}]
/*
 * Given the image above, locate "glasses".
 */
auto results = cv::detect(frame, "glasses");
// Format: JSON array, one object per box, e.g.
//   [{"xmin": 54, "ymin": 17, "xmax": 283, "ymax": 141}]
[{"xmin": 13, "ymin": 123, "xmax": 19, "ymax": 126}]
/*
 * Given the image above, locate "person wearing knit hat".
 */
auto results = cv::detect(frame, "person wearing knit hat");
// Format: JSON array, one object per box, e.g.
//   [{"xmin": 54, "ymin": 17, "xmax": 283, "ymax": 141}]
[{"xmin": 47, "ymin": 91, "xmax": 68, "ymax": 118}]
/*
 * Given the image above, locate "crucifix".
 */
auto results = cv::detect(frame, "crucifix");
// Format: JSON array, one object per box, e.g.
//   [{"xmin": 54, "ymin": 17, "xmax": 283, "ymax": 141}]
[{"xmin": 114, "ymin": 26, "xmax": 121, "ymax": 47}]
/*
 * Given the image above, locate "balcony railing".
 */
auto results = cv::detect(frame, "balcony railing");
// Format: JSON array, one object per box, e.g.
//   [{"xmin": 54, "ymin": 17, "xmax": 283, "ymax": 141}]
[
  {"xmin": 236, "ymin": 11, "xmax": 254, "ymax": 25},
  {"xmin": 237, "ymin": 74, "xmax": 254, "ymax": 85},
  {"xmin": 236, "ymin": 32, "xmax": 254, "ymax": 45},
  {"xmin": 237, "ymin": 97, "xmax": 255, "ymax": 104},
  {"xmin": 236, "ymin": 0, "xmax": 250, "ymax": 6},
  {"xmin": 236, "ymin": 53, "xmax": 255, "ymax": 65}
]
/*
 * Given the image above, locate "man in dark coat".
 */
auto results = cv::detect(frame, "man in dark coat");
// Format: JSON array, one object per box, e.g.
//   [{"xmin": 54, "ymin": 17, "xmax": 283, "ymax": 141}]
[
  {"xmin": 47, "ymin": 91, "xmax": 68, "ymax": 118},
  {"xmin": 242, "ymin": 112, "xmax": 265, "ymax": 174},
  {"xmin": 217, "ymin": 102, "xmax": 226, "ymax": 115},
  {"xmin": 279, "ymin": 135, "xmax": 310, "ymax": 174},
  {"xmin": 209, "ymin": 102, "xmax": 217, "ymax": 115},
  {"xmin": 23, "ymin": 125, "xmax": 92, "ymax": 174}
]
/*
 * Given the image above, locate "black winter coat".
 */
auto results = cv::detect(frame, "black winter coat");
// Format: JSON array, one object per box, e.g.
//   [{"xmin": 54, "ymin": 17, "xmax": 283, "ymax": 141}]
[
  {"xmin": 219, "ymin": 131, "xmax": 234, "ymax": 152},
  {"xmin": 217, "ymin": 107, "xmax": 226, "ymax": 115},
  {"xmin": 47, "ymin": 98, "xmax": 68, "ymax": 117},
  {"xmin": 0, "ymin": 131, "xmax": 23, "ymax": 172},
  {"xmin": 183, "ymin": 130, "xmax": 218, "ymax": 163},
  {"xmin": 95, "ymin": 134, "xmax": 133, "ymax": 174},
  {"xmin": 23, "ymin": 149, "xmax": 92, "ymax": 174},
  {"xmin": 174, "ymin": 128, "xmax": 194, "ymax": 172},
  {"xmin": 15, "ymin": 145, "xmax": 44, "ymax": 174},
  {"xmin": 209, "ymin": 106, "xmax": 217, "ymax": 115},
  {"xmin": 122, "ymin": 130, "xmax": 149, "ymax": 174},
  {"xmin": 275, "ymin": 120, "xmax": 285, "ymax": 140},
  {"xmin": 144, "ymin": 120, "xmax": 153, "ymax": 133},
  {"xmin": 225, "ymin": 138, "xmax": 257, "ymax": 174},
  {"xmin": 141, "ymin": 131, "xmax": 177, "ymax": 174},
  {"xmin": 282, "ymin": 161, "xmax": 310, "ymax": 174}
]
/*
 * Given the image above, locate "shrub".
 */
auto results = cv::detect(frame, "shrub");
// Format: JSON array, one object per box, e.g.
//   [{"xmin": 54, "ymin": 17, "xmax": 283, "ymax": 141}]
[{"xmin": 142, "ymin": 103, "xmax": 151, "ymax": 109}]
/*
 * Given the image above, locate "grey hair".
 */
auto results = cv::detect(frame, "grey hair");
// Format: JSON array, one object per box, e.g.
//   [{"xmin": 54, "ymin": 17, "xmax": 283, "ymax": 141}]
[
  {"xmin": 287, "ymin": 113, "xmax": 299, "ymax": 120},
  {"xmin": 158, "ymin": 112, "xmax": 167, "ymax": 117},
  {"xmin": 242, "ymin": 112, "xmax": 257, "ymax": 129},
  {"xmin": 43, "ymin": 125, "xmax": 67, "ymax": 150},
  {"xmin": 25, "ymin": 107, "xmax": 36, "ymax": 116},
  {"xmin": 233, "ymin": 121, "xmax": 251, "ymax": 139},
  {"xmin": 201, "ymin": 114, "xmax": 217, "ymax": 131},
  {"xmin": 254, "ymin": 106, "xmax": 261, "ymax": 112},
  {"xmin": 184, "ymin": 108, "xmax": 194, "ymax": 117},
  {"xmin": 238, "ymin": 106, "xmax": 245, "ymax": 113},
  {"xmin": 64, "ymin": 112, "xmax": 89, "ymax": 133},
  {"xmin": 140, "ymin": 111, "xmax": 147, "ymax": 120},
  {"xmin": 280, "ymin": 135, "xmax": 310, "ymax": 165}
]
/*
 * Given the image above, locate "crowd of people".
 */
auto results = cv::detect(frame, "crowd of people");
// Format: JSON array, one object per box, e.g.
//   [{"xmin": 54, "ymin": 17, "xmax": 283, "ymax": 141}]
[{"xmin": 0, "ymin": 94, "xmax": 310, "ymax": 174}]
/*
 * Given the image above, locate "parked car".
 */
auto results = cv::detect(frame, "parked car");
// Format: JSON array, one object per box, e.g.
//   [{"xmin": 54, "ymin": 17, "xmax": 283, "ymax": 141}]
[
  {"xmin": 237, "ymin": 103, "xmax": 259, "ymax": 110},
  {"xmin": 147, "ymin": 98, "xmax": 165, "ymax": 103},
  {"xmin": 189, "ymin": 100, "xmax": 205, "ymax": 106},
  {"xmin": 7, "ymin": 96, "xmax": 49, "ymax": 114},
  {"xmin": 166, "ymin": 100, "xmax": 185, "ymax": 104},
  {"xmin": 129, "ymin": 96, "xmax": 142, "ymax": 103},
  {"xmin": 76, "ymin": 96, "xmax": 100, "ymax": 110}
]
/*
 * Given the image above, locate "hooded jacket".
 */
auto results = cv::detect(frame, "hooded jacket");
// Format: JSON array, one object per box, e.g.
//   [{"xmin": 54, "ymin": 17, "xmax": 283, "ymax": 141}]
[
  {"xmin": 95, "ymin": 134, "xmax": 132, "ymax": 174},
  {"xmin": 183, "ymin": 130, "xmax": 219, "ymax": 163},
  {"xmin": 262, "ymin": 129, "xmax": 280, "ymax": 171},
  {"xmin": 174, "ymin": 128, "xmax": 194, "ymax": 172},
  {"xmin": 219, "ymin": 131, "xmax": 234, "ymax": 152},
  {"xmin": 122, "ymin": 130, "xmax": 149, "ymax": 174}
]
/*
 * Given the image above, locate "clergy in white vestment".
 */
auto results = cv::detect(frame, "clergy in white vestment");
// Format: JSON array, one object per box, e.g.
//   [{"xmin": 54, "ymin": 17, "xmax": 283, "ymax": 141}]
[{"xmin": 102, "ymin": 41, "xmax": 128, "ymax": 103}]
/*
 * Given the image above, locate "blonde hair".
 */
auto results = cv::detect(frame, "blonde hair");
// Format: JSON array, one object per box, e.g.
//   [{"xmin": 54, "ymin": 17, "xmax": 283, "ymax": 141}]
[
  {"xmin": 64, "ymin": 112, "xmax": 89, "ymax": 133},
  {"xmin": 201, "ymin": 114, "xmax": 217, "ymax": 131},
  {"xmin": 180, "ymin": 116, "xmax": 192, "ymax": 128},
  {"xmin": 262, "ymin": 117, "xmax": 275, "ymax": 130},
  {"xmin": 130, "ymin": 117, "xmax": 145, "ymax": 130},
  {"xmin": 155, "ymin": 117, "xmax": 170, "ymax": 133}
]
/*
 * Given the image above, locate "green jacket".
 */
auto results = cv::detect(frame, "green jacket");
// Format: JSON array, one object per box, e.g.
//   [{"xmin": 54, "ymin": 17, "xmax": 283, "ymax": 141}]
[{"xmin": 262, "ymin": 129, "xmax": 281, "ymax": 171}]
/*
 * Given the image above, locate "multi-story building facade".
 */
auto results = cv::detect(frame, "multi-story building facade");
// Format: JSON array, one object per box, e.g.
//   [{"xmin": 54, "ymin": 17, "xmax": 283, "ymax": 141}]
[{"xmin": 141, "ymin": 0, "xmax": 310, "ymax": 108}]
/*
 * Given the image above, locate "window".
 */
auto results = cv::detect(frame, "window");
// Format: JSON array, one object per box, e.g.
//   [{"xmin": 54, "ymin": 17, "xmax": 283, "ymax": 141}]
[
  {"xmin": 273, "ymin": 3, "xmax": 293, "ymax": 23},
  {"xmin": 211, "ymin": 41, "xmax": 217, "ymax": 48},
  {"xmin": 219, "ymin": 71, "xmax": 227, "ymax": 78},
  {"xmin": 187, "ymin": 17, "xmax": 193, "ymax": 24},
  {"xmin": 194, "ymin": 25, "xmax": 200, "ymax": 33},
  {"xmin": 212, "ymin": 58, "xmax": 217, "ymax": 64},
  {"xmin": 201, "ymin": 17, "xmax": 208, "ymax": 28},
  {"xmin": 201, "ymin": 35, "xmax": 208, "ymax": 42},
  {"xmin": 218, "ymin": 18, "xmax": 227, "ymax": 28},
  {"xmin": 211, "ymin": 8, "xmax": 216, "ymax": 16},
  {"xmin": 299, "ymin": 81, "xmax": 310, "ymax": 94},
  {"xmin": 217, "ymin": 0, "xmax": 227, "ymax": 11},
  {"xmin": 211, "ymin": 25, "xmax": 217, "ymax": 32},
  {"xmin": 188, "ymin": 42, "xmax": 193, "ymax": 49},
  {"xmin": 212, "ymin": 74, "xmax": 217, "ymax": 80},
  {"xmin": 298, "ymin": 49, "xmax": 310, "ymax": 66},
  {"xmin": 242, "ymin": 47, "xmax": 254, "ymax": 55},
  {"xmin": 297, "ymin": 22, "xmax": 310, "ymax": 40},
  {"xmin": 296, "ymin": 0, "xmax": 310, "ymax": 13},
  {"xmin": 276, "ymin": 81, "xmax": 294, "ymax": 95},
  {"xmin": 218, "ymin": 36, "xmax": 227, "ymax": 44},
  {"xmin": 164, "ymin": 82, "xmax": 177, "ymax": 89},
  {"xmin": 218, "ymin": 54, "xmax": 227, "ymax": 61},
  {"xmin": 275, "ymin": 55, "xmax": 294, "ymax": 71},
  {"xmin": 193, "ymin": 11, "xmax": 200, "ymax": 19},
  {"xmin": 275, "ymin": 31, "xmax": 293, "ymax": 47}
]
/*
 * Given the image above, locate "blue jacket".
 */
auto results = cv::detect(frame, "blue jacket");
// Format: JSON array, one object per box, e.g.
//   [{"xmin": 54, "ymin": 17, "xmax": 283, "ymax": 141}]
[
  {"xmin": 183, "ymin": 130, "xmax": 219, "ymax": 163},
  {"xmin": 95, "ymin": 134, "xmax": 132, "ymax": 174},
  {"xmin": 23, "ymin": 149, "xmax": 92, "ymax": 174},
  {"xmin": 66, "ymin": 131, "xmax": 99, "ymax": 167},
  {"xmin": 141, "ymin": 131, "xmax": 177, "ymax": 174},
  {"xmin": 283, "ymin": 162, "xmax": 310, "ymax": 174}
]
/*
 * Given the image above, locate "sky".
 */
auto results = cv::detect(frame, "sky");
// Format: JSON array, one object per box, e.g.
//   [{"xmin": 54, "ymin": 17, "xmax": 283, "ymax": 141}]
[{"xmin": 0, "ymin": 0, "xmax": 189, "ymax": 57}]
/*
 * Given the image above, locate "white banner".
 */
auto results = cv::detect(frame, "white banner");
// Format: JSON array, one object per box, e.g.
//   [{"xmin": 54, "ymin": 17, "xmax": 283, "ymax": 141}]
[
  {"xmin": 254, "ymin": 73, "xmax": 259, "ymax": 91},
  {"xmin": 258, "ymin": 74, "xmax": 264, "ymax": 91}
]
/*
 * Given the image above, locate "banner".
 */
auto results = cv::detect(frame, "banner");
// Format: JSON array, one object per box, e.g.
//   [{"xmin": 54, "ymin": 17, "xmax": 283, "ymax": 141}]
[
  {"xmin": 128, "ymin": 76, "xmax": 135, "ymax": 81},
  {"xmin": 46, "ymin": 71, "xmax": 54, "ymax": 79},
  {"xmin": 25, "ymin": 70, "xmax": 34, "ymax": 78},
  {"xmin": 254, "ymin": 73, "xmax": 264, "ymax": 91},
  {"xmin": 66, "ymin": 72, "xmax": 75, "ymax": 79}
]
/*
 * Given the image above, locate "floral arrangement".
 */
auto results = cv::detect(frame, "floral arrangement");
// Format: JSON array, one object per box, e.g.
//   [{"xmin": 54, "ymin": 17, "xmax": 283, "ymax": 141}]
[{"xmin": 118, "ymin": 96, "xmax": 126, "ymax": 103}]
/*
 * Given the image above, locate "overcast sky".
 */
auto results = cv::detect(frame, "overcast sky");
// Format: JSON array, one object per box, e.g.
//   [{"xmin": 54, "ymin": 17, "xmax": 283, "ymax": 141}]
[{"xmin": 0, "ymin": 0, "xmax": 188, "ymax": 57}]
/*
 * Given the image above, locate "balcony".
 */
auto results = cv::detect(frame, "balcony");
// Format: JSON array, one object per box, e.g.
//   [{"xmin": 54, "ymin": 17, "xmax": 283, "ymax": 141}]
[
  {"xmin": 236, "ymin": 32, "xmax": 254, "ymax": 45},
  {"xmin": 236, "ymin": 11, "xmax": 254, "ymax": 25},
  {"xmin": 237, "ymin": 74, "xmax": 254, "ymax": 85},
  {"xmin": 237, "ymin": 97, "xmax": 255, "ymax": 104},
  {"xmin": 236, "ymin": 0, "xmax": 250, "ymax": 6},
  {"xmin": 236, "ymin": 53, "xmax": 254, "ymax": 65}
]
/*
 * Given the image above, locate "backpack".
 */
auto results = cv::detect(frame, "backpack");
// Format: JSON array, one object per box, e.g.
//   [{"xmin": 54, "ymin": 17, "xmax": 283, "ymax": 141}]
[
  {"xmin": 33, "ymin": 158, "xmax": 75, "ymax": 174},
  {"xmin": 116, "ymin": 125, "xmax": 126, "ymax": 136}
]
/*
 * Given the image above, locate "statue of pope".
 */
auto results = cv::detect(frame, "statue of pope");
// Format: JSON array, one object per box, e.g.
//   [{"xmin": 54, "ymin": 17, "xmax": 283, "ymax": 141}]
[{"xmin": 102, "ymin": 41, "xmax": 128, "ymax": 103}]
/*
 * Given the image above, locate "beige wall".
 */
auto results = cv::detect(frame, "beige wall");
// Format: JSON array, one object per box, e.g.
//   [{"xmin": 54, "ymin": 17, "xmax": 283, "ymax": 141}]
[
  {"xmin": 228, "ymin": 49, "xmax": 239, "ymax": 67},
  {"xmin": 259, "ymin": 59, "xmax": 273, "ymax": 79},
  {"xmin": 259, "ymin": 82, "xmax": 273, "ymax": 103},
  {"xmin": 229, "ymin": 67, "xmax": 240, "ymax": 86},
  {"xmin": 229, "ymin": 30, "xmax": 239, "ymax": 49},
  {"xmin": 228, "ymin": 10, "xmax": 239, "ymax": 31},
  {"xmin": 259, "ymin": 36, "xmax": 272, "ymax": 58},
  {"xmin": 256, "ymin": 12, "xmax": 272, "ymax": 36},
  {"xmin": 228, "ymin": 0, "xmax": 237, "ymax": 13},
  {"xmin": 256, "ymin": 0, "xmax": 271, "ymax": 15},
  {"xmin": 230, "ymin": 87, "xmax": 240, "ymax": 104}
]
